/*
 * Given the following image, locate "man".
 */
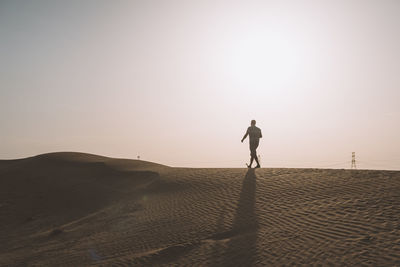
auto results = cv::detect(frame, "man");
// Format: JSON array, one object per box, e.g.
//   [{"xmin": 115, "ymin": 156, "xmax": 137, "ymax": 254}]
[{"xmin": 241, "ymin": 120, "xmax": 262, "ymax": 168}]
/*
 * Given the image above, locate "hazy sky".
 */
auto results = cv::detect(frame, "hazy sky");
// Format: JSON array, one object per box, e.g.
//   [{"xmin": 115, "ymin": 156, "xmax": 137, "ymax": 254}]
[{"xmin": 1, "ymin": 0, "xmax": 399, "ymax": 169}]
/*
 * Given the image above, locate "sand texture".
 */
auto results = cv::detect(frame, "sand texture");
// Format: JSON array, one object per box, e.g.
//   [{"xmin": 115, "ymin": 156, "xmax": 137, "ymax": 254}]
[{"xmin": 0, "ymin": 152, "xmax": 399, "ymax": 266}]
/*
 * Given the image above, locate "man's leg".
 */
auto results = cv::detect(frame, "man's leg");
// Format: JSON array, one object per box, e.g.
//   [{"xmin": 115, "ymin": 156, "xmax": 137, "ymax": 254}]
[
  {"xmin": 249, "ymin": 155, "xmax": 254, "ymax": 168},
  {"xmin": 249, "ymin": 148, "xmax": 256, "ymax": 168},
  {"xmin": 254, "ymin": 153, "xmax": 260, "ymax": 168},
  {"xmin": 253, "ymin": 141, "xmax": 260, "ymax": 168}
]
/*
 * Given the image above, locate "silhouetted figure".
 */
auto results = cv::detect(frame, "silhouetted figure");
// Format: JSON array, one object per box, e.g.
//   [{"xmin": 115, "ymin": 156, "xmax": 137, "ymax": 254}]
[{"xmin": 241, "ymin": 120, "xmax": 262, "ymax": 168}]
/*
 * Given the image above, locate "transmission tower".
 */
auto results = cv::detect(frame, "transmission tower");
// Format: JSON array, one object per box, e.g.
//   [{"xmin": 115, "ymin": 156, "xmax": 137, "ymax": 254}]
[{"xmin": 351, "ymin": 152, "xmax": 356, "ymax": 169}]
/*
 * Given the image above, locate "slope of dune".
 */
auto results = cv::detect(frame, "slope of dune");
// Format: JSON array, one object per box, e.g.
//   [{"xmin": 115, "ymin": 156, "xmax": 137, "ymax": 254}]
[{"xmin": 0, "ymin": 152, "xmax": 399, "ymax": 266}]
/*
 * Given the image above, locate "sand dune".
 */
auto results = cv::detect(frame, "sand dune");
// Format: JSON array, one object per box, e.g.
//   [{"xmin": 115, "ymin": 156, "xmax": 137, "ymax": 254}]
[{"xmin": 0, "ymin": 153, "xmax": 399, "ymax": 266}]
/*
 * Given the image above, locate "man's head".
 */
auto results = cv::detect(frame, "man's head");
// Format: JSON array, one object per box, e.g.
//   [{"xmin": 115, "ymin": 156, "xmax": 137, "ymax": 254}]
[{"xmin": 251, "ymin": 120, "xmax": 256, "ymax": 126}]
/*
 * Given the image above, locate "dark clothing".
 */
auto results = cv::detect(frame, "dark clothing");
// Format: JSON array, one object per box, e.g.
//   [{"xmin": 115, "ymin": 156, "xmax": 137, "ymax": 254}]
[
  {"xmin": 242, "ymin": 124, "xmax": 262, "ymax": 167},
  {"xmin": 250, "ymin": 139, "xmax": 259, "ymax": 157},
  {"xmin": 244, "ymin": 126, "xmax": 262, "ymax": 157},
  {"xmin": 245, "ymin": 126, "xmax": 262, "ymax": 142}
]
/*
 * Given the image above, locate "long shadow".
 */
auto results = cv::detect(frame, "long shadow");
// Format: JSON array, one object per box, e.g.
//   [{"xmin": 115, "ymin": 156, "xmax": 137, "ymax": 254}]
[{"xmin": 211, "ymin": 169, "xmax": 259, "ymax": 266}]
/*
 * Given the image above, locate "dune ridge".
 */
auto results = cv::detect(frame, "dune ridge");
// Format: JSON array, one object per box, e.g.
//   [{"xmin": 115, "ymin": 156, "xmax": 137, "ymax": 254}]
[{"xmin": 0, "ymin": 152, "xmax": 399, "ymax": 266}]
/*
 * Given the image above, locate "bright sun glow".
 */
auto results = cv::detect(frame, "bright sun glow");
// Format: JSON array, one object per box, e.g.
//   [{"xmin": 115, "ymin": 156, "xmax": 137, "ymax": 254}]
[{"xmin": 227, "ymin": 25, "xmax": 307, "ymax": 91}]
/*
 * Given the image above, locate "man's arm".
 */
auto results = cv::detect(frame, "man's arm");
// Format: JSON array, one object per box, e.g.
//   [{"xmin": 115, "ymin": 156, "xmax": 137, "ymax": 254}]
[
  {"xmin": 259, "ymin": 129, "xmax": 262, "ymax": 138},
  {"xmin": 241, "ymin": 128, "xmax": 249, "ymax": 142}
]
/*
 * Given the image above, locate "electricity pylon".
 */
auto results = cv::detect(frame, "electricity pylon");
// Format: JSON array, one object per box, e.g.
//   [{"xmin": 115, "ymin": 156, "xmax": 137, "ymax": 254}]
[{"xmin": 351, "ymin": 152, "xmax": 356, "ymax": 169}]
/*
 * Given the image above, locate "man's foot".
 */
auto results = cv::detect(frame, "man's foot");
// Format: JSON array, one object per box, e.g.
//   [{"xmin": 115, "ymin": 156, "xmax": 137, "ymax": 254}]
[
  {"xmin": 246, "ymin": 163, "xmax": 252, "ymax": 168},
  {"xmin": 255, "ymin": 164, "xmax": 261, "ymax": 168}
]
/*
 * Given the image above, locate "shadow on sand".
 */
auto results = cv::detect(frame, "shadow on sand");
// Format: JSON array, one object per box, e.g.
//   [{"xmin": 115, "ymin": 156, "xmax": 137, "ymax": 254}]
[{"xmin": 210, "ymin": 168, "xmax": 259, "ymax": 266}]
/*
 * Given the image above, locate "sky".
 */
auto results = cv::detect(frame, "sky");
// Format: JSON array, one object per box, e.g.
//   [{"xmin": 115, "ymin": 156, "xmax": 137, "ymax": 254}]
[{"xmin": 1, "ymin": 0, "xmax": 399, "ymax": 169}]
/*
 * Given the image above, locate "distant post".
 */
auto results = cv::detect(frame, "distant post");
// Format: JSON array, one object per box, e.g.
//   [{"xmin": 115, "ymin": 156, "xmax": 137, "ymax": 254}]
[
  {"xmin": 137, "ymin": 155, "xmax": 140, "ymax": 160},
  {"xmin": 351, "ymin": 152, "xmax": 356, "ymax": 169}
]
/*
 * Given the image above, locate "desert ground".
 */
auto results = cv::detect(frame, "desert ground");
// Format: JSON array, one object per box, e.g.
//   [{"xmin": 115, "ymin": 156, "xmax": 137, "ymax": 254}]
[{"xmin": 0, "ymin": 152, "xmax": 399, "ymax": 266}]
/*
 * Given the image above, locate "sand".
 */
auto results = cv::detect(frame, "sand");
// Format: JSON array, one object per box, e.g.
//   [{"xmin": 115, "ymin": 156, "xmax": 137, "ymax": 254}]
[{"xmin": 0, "ymin": 152, "xmax": 399, "ymax": 266}]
